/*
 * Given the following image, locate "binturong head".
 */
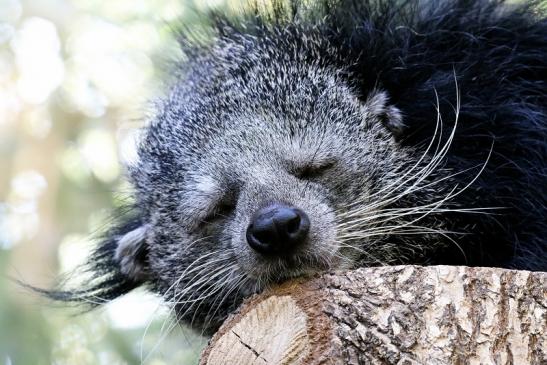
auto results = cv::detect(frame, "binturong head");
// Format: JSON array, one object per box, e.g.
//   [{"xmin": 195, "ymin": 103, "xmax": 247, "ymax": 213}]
[{"xmin": 108, "ymin": 27, "xmax": 412, "ymax": 333}]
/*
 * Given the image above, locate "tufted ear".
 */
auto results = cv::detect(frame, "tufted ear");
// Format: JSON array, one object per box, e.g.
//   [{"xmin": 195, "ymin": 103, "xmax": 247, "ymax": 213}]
[
  {"xmin": 361, "ymin": 90, "xmax": 405, "ymax": 136},
  {"xmin": 31, "ymin": 210, "xmax": 149, "ymax": 309},
  {"xmin": 114, "ymin": 224, "xmax": 150, "ymax": 282}
]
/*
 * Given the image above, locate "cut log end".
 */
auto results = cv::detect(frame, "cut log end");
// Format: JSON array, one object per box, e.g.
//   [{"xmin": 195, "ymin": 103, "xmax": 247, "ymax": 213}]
[
  {"xmin": 201, "ymin": 266, "xmax": 546, "ymax": 365},
  {"xmin": 205, "ymin": 296, "xmax": 309, "ymax": 365}
]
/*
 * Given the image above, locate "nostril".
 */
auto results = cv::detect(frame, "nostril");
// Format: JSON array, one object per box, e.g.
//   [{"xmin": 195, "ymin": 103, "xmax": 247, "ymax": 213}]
[
  {"xmin": 246, "ymin": 221, "xmax": 276, "ymax": 255},
  {"xmin": 290, "ymin": 208, "xmax": 310, "ymax": 240},
  {"xmin": 252, "ymin": 227, "xmax": 272, "ymax": 245},
  {"xmin": 285, "ymin": 215, "xmax": 301, "ymax": 235}
]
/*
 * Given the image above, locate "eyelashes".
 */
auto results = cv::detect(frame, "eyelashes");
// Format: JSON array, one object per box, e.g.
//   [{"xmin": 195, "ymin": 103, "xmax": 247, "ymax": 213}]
[
  {"xmin": 293, "ymin": 160, "xmax": 336, "ymax": 180},
  {"xmin": 196, "ymin": 179, "xmax": 239, "ymax": 227},
  {"xmin": 202, "ymin": 200, "xmax": 236, "ymax": 225}
]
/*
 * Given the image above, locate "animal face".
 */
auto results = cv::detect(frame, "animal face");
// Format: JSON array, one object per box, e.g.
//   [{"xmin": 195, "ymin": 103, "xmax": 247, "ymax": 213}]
[
  {"xmin": 145, "ymin": 88, "xmax": 403, "ymax": 274},
  {"xmin": 150, "ymin": 90, "xmax": 398, "ymax": 275},
  {"xmin": 114, "ymin": 47, "xmax": 412, "ymax": 330}
]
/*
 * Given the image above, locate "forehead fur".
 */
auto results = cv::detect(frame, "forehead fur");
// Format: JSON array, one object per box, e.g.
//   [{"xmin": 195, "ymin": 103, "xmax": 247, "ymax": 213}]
[{"xmin": 135, "ymin": 36, "xmax": 366, "ymax": 176}]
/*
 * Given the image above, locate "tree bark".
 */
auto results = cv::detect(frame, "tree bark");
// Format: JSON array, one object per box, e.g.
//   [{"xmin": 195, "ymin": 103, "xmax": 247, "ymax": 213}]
[{"xmin": 200, "ymin": 266, "xmax": 546, "ymax": 365}]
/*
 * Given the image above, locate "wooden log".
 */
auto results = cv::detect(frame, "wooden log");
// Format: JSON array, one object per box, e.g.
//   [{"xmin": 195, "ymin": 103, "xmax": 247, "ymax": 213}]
[{"xmin": 200, "ymin": 266, "xmax": 546, "ymax": 365}]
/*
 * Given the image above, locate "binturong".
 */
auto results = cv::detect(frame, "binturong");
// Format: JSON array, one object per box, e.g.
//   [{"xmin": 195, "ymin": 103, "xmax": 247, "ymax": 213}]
[{"xmin": 42, "ymin": 0, "xmax": 546, "ymax": 335}]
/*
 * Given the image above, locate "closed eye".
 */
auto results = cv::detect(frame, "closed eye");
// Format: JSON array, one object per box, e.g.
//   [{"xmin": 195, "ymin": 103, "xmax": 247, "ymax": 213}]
[
  {"xmin": 203, "ymin": 201, "xmax": 236, "ymax": 224},
  {"xmin": 294, "ymin": 160, "xmax": 336, "ymax": 180}
]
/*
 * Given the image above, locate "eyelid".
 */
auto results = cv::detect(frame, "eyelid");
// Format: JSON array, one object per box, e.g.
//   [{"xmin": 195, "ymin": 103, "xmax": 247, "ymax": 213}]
[
  {"xmin": 202, "ymin": 195, "xmax": 237, "ymax": 224},
  {"xmin": 312, "ymin": 159, "xmax": 336, "ymax": 170},
  {"xmin": 294, "ymin": 158, "xmax": 336, "ymax": 178},
  {"xmin": 212, "ymin": 201, "xmax": 235, "ymax": 215}
]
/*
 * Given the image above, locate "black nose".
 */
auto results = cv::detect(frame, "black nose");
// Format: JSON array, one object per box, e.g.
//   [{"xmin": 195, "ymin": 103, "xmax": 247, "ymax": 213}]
[{"xmin": 246, "ymin": 203, "xmax": 310, "ymax": 256}]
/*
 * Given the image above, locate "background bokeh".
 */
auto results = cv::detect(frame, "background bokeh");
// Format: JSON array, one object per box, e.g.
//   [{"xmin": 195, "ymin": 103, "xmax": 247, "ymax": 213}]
[{"xmin": 0, "ymin": 0, "xmax": 241, "ymax": 364}]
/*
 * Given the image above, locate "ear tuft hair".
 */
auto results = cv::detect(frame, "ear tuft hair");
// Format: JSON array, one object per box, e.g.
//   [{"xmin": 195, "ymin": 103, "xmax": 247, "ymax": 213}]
[
  {"xmin": 362, "ymin": 90, "xmax": 405, "ymax": 136},
  {"xmin": 29, "ymin": 206, "xmax": 148, "ymax": 308},
  {"xmin": 115, "ymin": 224, "xmax": 150, "ymax": 282}
]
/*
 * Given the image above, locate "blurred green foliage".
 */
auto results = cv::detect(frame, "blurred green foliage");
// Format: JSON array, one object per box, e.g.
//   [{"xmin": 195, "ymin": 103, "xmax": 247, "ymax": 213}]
[{"xmin": 0, "ymin": 0, "xmax": 240, "ymax": 364}]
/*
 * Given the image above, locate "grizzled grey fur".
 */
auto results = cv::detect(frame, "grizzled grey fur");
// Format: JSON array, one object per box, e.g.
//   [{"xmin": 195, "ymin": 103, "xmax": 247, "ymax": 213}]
[{"xmin": 45, "ymin": 0, "xmax": 547, "ymax": 335}]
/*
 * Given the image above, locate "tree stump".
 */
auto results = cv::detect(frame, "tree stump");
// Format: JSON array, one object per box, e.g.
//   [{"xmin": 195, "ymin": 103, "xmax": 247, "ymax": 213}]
[{"xmin": 200, "ymin": 266, "xmax": 546, "ymax": 365}]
